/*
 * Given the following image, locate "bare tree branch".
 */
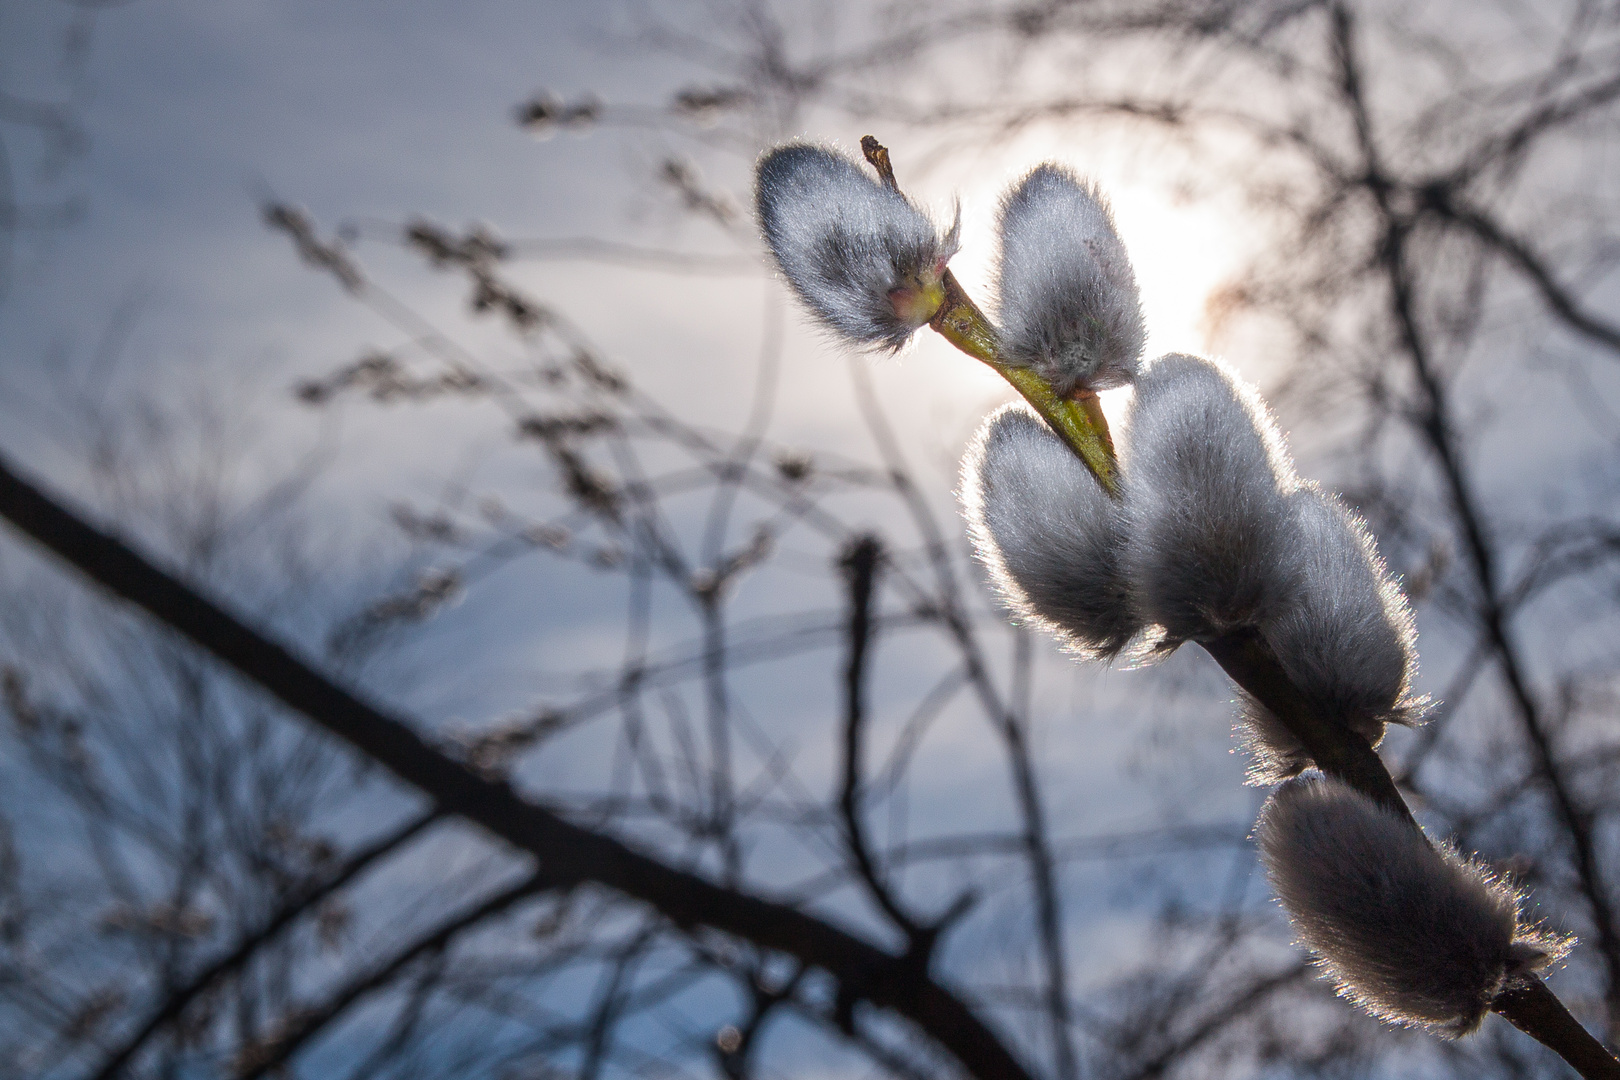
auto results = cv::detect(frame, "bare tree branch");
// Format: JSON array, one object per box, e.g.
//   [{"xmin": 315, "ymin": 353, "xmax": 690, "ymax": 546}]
[
  {"xmin": 837, "ymin": 533, "xmax": 922, "ymax": 939},
  {"xmin": 0, "ymin": 451, "xmax": 1037, "ymax": 1080},
  {"xmin": 85, "ymin": 807, "xmax": 443, "ymax": 1080},
  {"xmin": 1420, "ymin": 185, "xmax": 1620, "ymax": 357},
  {"xmin": 1329, "ymin": 0, "xmax": 1620, "ymax": 1032},
  {"xmin": 233, "ymin": 870, "xmax": 553, "ymax": 1080}
]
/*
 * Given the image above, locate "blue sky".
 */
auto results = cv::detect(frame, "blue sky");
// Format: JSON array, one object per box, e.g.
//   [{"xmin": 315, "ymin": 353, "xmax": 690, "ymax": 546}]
[
  {"xmin": 4, "ymin": 5, "xmax": 1499, "ymax": 1071},
  {"xmin": 1, "ymin": 2, "xmax": 708, "ymax": 430},
  {"xmin": 10, "ymin": 3, "xmax": 1620, "ymax": 1074},
  {"xmin": 0, "ymin": 0, "xmax": 1266, "ymax": 909},
  {"xmin": 0, "ymin": 0, "xmax": 1419, "ymax": 874}
]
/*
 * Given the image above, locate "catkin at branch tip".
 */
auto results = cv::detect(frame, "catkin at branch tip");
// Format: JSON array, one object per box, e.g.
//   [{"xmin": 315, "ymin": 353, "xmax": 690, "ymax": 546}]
[
  {"xmin": 962, "ymin": 404, "xmax": 1142, "ymax": 658},
  {"xmin": 995, "ymin": 164, "xmax": 1145, "ymax": 397},
  {"xmin": 1258, "ymin": 774, "xmax": 1572, "ymax": 1037},
  {"xmin": 755, "ymin": 142, "xmax": 959, "ymax": 352},
  {"xmin": 1123, "ymin": 353, "xmax": 1301, "ymax": 645}
]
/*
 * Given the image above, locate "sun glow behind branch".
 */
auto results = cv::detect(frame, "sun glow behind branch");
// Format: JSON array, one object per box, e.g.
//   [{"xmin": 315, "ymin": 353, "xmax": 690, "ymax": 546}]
[
  {"xmin": 1105, "ymin": 184, "xmax": 1247, "ymax": 359},
  {"xmin": 903, "ymin": 155, "xmax": 1255, "ymax": 444},
  {"xmin": 780, "ymin": 136, "xmax": 1262, "ymax": 466},
  {"xmin": 942, "ymin": 164, "xmax": 1249, "ymax": 353}
]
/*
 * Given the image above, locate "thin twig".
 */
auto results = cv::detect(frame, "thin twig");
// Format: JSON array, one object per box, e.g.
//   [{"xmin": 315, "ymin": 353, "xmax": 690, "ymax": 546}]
[{"xmin": 0, "ymin": 451, "xmax": 1038, "ymax": 1080}]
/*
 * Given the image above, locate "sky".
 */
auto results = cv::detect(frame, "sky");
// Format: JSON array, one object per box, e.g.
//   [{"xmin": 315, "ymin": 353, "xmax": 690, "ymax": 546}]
[
  {"xmin": 0, "ymin": 3, "xmax": 1332, "ymax": 1071},
  {"xmin": 0, "ymin": 0, "xmax": 1263, "ymax": 723},
  {"xmin": 0, "ymin": 0, "xmax": 1254, "ymax": 474},
  {"xmin": 0, "ymin": 0, "xmax": 1345, "ymax": 851},
  {"xmin": 9, "ymin": 2, "xmax": 1620, "ymax": 1075}
]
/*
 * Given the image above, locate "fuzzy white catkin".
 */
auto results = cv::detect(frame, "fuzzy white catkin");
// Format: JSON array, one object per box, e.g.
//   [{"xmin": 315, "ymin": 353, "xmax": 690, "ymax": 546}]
[
  {"xmin": 1241, "ymin": 487, "xmax": 1427, "ymax": 784},
  {"xmin": 961, "ymin": 404, "xmax": 1141, "ymax": 657},
  {"xmin": 755, "ymin": 143, "xmax": 959, "ymax": 352},
  {"xmin": 1258, "ymin": 774, "xmax": 1570, "ymax": 1037},
  {"xmin": 995, "ymin": 165, "xmax": 1146, "ymax": 397},
  {"xmin": 1123, "ymin": 353, "xmax": 1301, "ymax": 643}
]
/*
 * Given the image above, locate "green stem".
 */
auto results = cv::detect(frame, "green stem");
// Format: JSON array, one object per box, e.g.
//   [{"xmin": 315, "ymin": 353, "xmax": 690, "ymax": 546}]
[
  {"xmin": 857, "ymin": 135, "xmax": 1120, "ymax": 496},
  {"xmin": 928, "ymin": 270, "xmax": 1120, "ymax": 497}
]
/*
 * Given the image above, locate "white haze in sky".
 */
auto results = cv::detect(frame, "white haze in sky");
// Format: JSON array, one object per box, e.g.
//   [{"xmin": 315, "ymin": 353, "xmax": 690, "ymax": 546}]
[{"xmin": 0, "ymin": 5, "xmax": 1384, "ymax": 1054}]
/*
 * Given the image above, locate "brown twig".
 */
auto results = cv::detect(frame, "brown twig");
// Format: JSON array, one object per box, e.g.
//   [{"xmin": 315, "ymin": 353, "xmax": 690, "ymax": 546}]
[
  {"xmin": 0, "ymin": 451, "xmax": 1037, "ymax": 1080},
  {"xmin": 234, "ymin": 871, "xmax": 552, "ymax": 1079},
  {"xmin": 85, "ymin": 808, "xmax": 443, "ymax": 1080},
  {"xmin": 837, "ymin": 534, "xmax": 920, "ymax": 938}
]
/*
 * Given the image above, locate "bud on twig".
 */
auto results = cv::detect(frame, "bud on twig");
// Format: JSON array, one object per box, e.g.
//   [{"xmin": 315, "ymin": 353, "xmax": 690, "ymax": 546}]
[
  {"xmin": 1123, "ymin": 353, "xmax": 1300, "ymax": 644},
  {"xmin": 1258, "ymin": 774, "xmax": 1571, "ymax": 1037},
  {"xmin": 753, "ymin": 137, "xmax": 1125, "ymax": 496},
  {"xmin": 962, "ymin": 405, "xmax": 1141, "ymax": 657},
  {"xmin": 1242, "ymin": 488, "xmax": 1427, "ymax": 783},
  {"xmin": 755, "ymin": 143, "xmax": 960, "ymax": 352},
  {"xmin": 995, "ymin": 164, "xmax": 1145, "ymax": 398}
]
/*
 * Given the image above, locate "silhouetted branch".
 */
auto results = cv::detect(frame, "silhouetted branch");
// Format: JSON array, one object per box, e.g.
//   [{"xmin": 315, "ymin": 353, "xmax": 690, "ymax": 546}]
[
  {"xmin": 86, "ymin": 807, "xmax": 443, "ymax": 1080},
  {"xmin": 234, "ymin": 870, "xmax": 553, "ymax": 1079},
  {"xmin": 838, "ymin": 533, "xmax": 921, "ymax": 939},
  {"xmin": 0, "ymin": 451, "xmax": 1036, "ymax": 1080},
  {"xmin": 1419, "ymin": 185, "xmax": 1620, "ymax": 357},
  {"xmin": 1120, "ymin": 963, "xmax": 1311, "ymax": 1080},
  {"xmin": 848, "ymin": 355, "xmax": 1078, "ymax": 1080},
  {"xmin": 1327, "ymin": 5, "xmax": 1620, "ymax": 1054}
]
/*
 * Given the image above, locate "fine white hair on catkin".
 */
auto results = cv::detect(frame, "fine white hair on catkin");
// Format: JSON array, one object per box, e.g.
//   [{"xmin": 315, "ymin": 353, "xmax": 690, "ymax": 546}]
[
  {"xmin": 994, "ymin": 164, "xmax": 1146, "ymax": 397},
  {"xmin": 1258, "ymin": 774, "xmax": 1572, "ymax": 1037},
  {"xmin": 962, "ymin": 404, "xmax": 1141, "ymax": 658},
  {"xmin": 1239, "ymin": 487, "xmax": 1428, "ymax": 785},
  {"xmin": 1122, "ymin": 353, "xmax": 1302, "ymax": 644},
  {"xmin": 1236, "ymin": 701, "xmax": 1323, "ymax": 787},
  {"xmin": 755, "ymin": 143, "xmax": 960, "ymax": 352}
]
